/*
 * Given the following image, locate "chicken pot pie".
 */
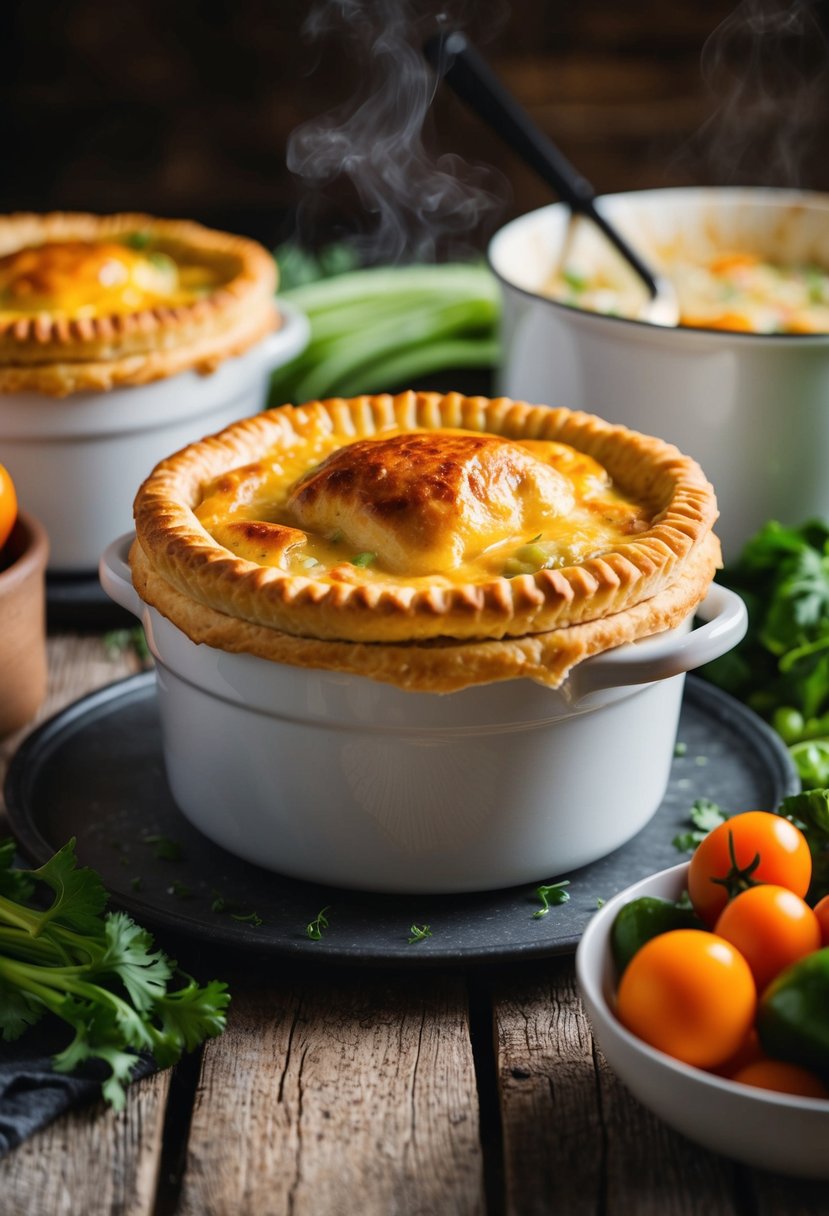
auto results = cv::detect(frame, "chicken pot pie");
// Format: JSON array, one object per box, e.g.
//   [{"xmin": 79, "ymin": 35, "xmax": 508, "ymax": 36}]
[
  {"xmin": 132, "ymin": 391, "xmax": 721, "ymax": 692},
  {"xmin": 0, "ymin": 212, "xmax": 278, "ymax": 395}
]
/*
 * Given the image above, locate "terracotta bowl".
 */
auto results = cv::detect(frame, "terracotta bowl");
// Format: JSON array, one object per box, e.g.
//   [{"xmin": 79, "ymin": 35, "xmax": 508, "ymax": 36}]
[{"xmin": 0, "ymin": 511, "xmax": 49, "ymax": 737}]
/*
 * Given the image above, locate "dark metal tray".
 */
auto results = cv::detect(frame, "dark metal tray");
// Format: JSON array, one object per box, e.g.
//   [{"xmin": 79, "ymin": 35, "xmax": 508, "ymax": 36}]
[{"xmin": 3, "ymin": 673, "xmax": 798, "ymax": 966}]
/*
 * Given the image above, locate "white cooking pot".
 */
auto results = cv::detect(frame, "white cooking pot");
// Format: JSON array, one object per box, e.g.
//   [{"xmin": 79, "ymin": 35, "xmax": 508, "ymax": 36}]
[
  {"xmin": 489, "ymin": 187, "xmax": 829, "ymax": 560},
  {"xmin": 0, "ymin": 303, "xmax": 308, "ymax": 573},
  {"xmin": 100, "ymin": 535, "xmax": 746, "ymax": 894}
]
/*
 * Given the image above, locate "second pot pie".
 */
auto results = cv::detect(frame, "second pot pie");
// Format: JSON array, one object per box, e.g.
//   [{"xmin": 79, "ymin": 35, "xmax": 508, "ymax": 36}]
[
  {"xmin": 0, "ymin": 212, "xmax": 278, "ymax": 395},
  {"xmin": 132, "ymin": 391, "xmax": 721, "ymax": 692}
]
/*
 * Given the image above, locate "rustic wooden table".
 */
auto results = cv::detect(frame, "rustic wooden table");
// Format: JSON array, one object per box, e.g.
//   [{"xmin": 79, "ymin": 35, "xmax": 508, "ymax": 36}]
[{"xmin": 0, "ymin": 633, "xmax": 826, "ymax": 1216}]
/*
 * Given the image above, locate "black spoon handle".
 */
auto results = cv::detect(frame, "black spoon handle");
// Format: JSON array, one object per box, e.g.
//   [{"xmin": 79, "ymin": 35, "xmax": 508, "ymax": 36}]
[{"xmin": 424, "ymin": 30, "xmax": 658, "ymax": 296}]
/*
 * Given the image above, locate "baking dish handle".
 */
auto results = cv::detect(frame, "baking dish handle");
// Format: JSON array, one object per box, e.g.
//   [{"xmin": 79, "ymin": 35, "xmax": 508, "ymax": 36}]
[
  {"xmin": 568, "ymin": 583, "xmax": 747, "ymax": 699},
  {"xmin": 98, "ymin": 533, "xmax": 143, "ymax": 620}
]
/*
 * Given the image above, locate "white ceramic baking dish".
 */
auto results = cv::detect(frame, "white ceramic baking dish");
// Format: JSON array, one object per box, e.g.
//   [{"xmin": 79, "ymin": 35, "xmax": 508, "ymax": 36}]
[
  {"xmin": 0, "ymin": 303, "xmax": 308, "ymax": 574},
  {"xmin": 101, "ymin": 534, "xmax": 747, "ymax": 894},
  {"xmin": 489, "ymin": 187, "xmax": 829, "ymax": 560}
]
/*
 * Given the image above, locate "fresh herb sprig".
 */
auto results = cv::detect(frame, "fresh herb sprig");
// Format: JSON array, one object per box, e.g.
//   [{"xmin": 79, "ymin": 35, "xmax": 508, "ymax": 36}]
[
  {"xmin": 532, "ymin": 880, "xmax": 570, "ymax": 919},
  {"xmin": 0, "ymin": 839, "xmax": 229, "ymax": 1109},
  {"xmin": 306, "ymin": 906, "xmax": 330, "ymax": 941},
  {"xmin": 672, "ymin": 798, "xmax": 729, "ymax": 852},
  {"xmin": 407, "ymin": 924, "xmax": 432, "ymax": 944}
]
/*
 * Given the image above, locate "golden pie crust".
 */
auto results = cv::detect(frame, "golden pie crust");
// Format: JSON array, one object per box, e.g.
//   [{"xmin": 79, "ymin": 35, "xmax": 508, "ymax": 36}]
[
  {"xmin": 0, "ymin": 212, "xmax": 278, "ymax": 396},
  {"xmin": 132, "ymin": 391, "xmax": 721, "ymax": 689}
]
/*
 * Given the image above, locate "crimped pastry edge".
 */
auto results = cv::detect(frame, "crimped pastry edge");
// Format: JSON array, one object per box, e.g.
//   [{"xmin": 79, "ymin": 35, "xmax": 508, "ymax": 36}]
[
  {"xmin": 0, "ymin": 212, "xmax": 277, "ymax": 386},
  {"xmin": 0, "ymin": 302, "xmax": 279, "ymax": 396},
  {"xmin": 133, "ymin": 392, "xmax": 720, "ymax": 643},
  {"xmin": 130, "ymin": 531, "xmax": 721, "ymax": 692}
]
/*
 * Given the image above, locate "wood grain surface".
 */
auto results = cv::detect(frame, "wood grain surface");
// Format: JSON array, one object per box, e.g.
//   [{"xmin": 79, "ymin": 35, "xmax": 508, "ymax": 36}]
[{"xmin": 1, "ymin": 634, "xmax": 828, "ymax": 1216}]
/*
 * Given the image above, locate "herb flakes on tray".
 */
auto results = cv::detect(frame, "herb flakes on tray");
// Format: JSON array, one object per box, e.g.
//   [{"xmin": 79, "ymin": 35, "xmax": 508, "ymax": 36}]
[
  {"xmin": 701, "ymin": 519, "xmax": 829, "ymax": 788},
  {"xmin": 0, "ymin": 837, "xmax": 229, "ymax": 1109}
]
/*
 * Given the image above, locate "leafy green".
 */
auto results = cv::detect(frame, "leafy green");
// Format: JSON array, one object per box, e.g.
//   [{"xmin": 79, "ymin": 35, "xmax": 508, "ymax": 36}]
[
  {"xmin": 700, "ymin": 519, "xmax": 829, "ymax": 776},
  {"xmin": 271, "ymin": 248, "xmax": 500, "ymax": 404},
  {"xmin": 672, "ymin": 798, "xmax": 729, "ymax": 852},
  {"xmin": 0, "ymin": 840, "xmax": 35, "ymax": 904},
  {"xmin": 0, "ymin": 837, "xmax": 229, "ymax": 1109},
  {"xmin": 141, "ymin": 834, "xmax": 183, "ymax": 863},
  {"xmin": 532, "ymin": 880, "xmax": 571, "ymax": 919},
  {"xmin": 407, "ymin": 924, "xmax": 432, "ymax": 944},
  {"xmin": 778, "ymin": 789, "xmax": 829, "ymax": 901},
  {"xmin": 306, "ymin": 906, "xmax": 330, "ymax": 941}
]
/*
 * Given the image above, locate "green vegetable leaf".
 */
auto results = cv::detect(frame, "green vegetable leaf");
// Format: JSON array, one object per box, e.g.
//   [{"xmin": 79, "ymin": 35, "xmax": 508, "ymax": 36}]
[
  {"xmin": 672, "ymin": 798, "xmax": 728, "ymax": 851},
  {"xmin": 96, "ymin": 912, "xmax": 173, "ymax": 1013},
  {"xmin": 780, "ymin": 789, "xmax": 829, "ymax": 839},
  {"xmin": 0, "ymin": 977, "xmax": 45, "ymax": 1041},
  {"xmin": 27, "ymin": 840, "xmax": 108, "ymax": 937},
  {"xmin": 690, "ymin": 798, "xmax": 727, "ymax": 832},
  {"xmin": 306, "ymin": 907, "xmax": 330, "ymax": 941},
  {"xmin": 407, "ymin": 924, "xmax": 432, "ymax": 944},
  {"xmin": 532, "ymin": 880, "xmax": 571, "ymax": 918},
  {"xmin": 761, "ymin": 546, "xmax": 829, "ymax": 655},
  {"xmin": 0, "ymin": 840, "xmax": 230, "ymax": 1108},
  {"xmin": 142, "ymin": 835, "xmax": 183, "ymax": 862},
  {"xmin": 51, "ymin": 998, "xmax": 146, "ymax": 1112},
  {"xmin": 149, "ymin": 978, "xmax": 231, "ymax": 1067},
  {"xmin": 350, "ymin": 552, "xmax": 376, "ymax": 568},
  {"xmin": 0, "ymin": 841, "xmax": 35, "ymax": 904}
]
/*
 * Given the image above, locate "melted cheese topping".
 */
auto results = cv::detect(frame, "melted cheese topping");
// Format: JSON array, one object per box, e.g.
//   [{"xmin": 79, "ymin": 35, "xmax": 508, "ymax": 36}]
[
  {"xmin": 0, "ymin": 238, "xmax": 224, "ymax": 318},
  {"xmin": 543, "ymin": 252, "xmax": 829, "ymax": 334},
  {"xmin": 195, "ymin": 428, "xmax": 650, "ymax": 586}
]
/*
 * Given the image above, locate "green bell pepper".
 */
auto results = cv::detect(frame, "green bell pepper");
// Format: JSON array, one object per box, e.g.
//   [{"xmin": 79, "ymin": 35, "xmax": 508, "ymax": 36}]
[
  {"xmin": 610, "ymin": 896, "xmax": 704, "ymax": 974},
  {"xmin": 757, "ymin": 947, "xmax": 829, "ymax": 1070}
]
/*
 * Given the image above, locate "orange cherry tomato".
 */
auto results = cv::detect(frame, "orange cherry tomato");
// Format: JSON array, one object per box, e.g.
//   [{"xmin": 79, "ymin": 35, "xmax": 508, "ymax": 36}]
[
  {"xmin": 713, "ymin": 1027, "xmax": 764, "ymax": 1078},
  {"xmin": 0, "ymin": 464, "xmax": 16, "ymax": 551},
  {"xmin": 616, "ymin": 929, "xmax": 756, "ymax": 1070},
  {"xmin": 714, "ymin": 885, "xmax": 822, "ymax": 993},
  {"xmin": 814, "ymin": 895, "xmax": 829, "ymax": 948},
  {"xmin": 688, "ymin": 812, "xmax": 811, "ymax": 927},
  {"xmin": 731, "ymin": 1058, "xmax": 829, "ymax": 1100}
]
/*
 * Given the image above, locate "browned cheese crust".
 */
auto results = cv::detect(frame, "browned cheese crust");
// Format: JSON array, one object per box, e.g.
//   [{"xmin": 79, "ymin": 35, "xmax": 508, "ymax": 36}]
[
  {"xmin": 132, "ymin": 391, "xmax": 720, "ymax": 653},
  {"xmin": 0, "ymin": 212, "xmax": 278, "ymax": 395}
]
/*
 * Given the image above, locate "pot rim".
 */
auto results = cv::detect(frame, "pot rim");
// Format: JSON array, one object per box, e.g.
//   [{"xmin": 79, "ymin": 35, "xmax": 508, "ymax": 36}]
[
  {"xmin": 487, "ymin": 184, "xmax": 829, "ymax": 346},
  {"xmin": 0, "ymin": 510, "xmax": 49, "ymax": 594}
]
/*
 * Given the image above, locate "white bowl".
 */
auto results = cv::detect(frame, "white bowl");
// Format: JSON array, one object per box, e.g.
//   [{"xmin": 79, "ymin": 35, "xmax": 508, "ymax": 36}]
[
  {"xmin": 0, "ymin": 303, "xmax": 308, "ymax": 573},
  {"xmin": 576, "ymin": 862, "xmax": 829, "ymax": 1178},
  {"xmin": 489, "ymin": 187, "xmax": 829, "ymax": 560},
  {"xmin": 100, "ymin": 535, "xmax": 746, "ymax": 894}
]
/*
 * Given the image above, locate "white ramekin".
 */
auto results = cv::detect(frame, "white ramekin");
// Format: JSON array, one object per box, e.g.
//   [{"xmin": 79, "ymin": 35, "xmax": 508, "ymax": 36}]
[
  {"xmin": 0, "ymin": 303, "xmax": 308, "ymax": 573},
  {"xmin": 489, "ymin": 187, "xmax": 829, "ymax": 560},
  {"xmin": 100, "ymin": 535, "xmax": 746, "ymax": 894}
]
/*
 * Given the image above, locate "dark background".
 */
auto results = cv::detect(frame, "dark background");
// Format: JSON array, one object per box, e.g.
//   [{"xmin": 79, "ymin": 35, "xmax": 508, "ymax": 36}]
[{"xmin": 2, "ymin": 0, "xmax": 828, "ymax": 256}]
